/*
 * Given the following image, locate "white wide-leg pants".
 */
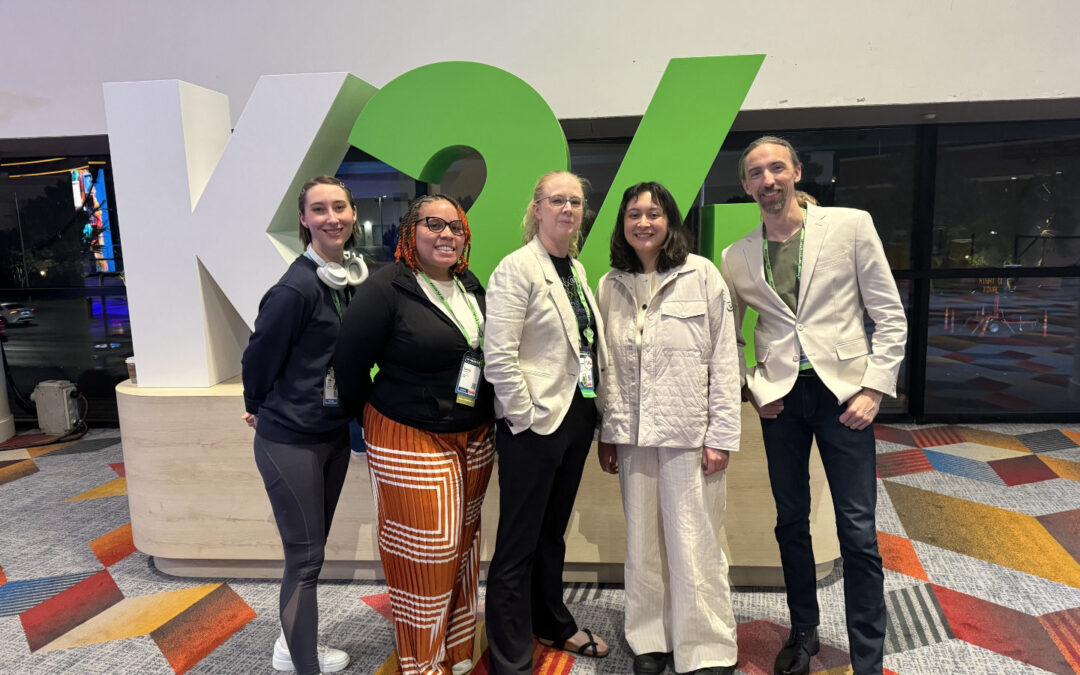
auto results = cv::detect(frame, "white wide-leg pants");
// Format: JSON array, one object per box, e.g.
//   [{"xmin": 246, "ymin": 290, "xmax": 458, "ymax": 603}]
[{"xmin": 618, "ymin": 444, "xmax": 738, "ymax": 672}]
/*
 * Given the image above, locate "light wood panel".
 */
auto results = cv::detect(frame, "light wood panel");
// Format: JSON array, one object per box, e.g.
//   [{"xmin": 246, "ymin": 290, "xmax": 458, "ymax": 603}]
[{"xmin": 118, "ymin": 380, "xmax": 839, "ymax": 584}]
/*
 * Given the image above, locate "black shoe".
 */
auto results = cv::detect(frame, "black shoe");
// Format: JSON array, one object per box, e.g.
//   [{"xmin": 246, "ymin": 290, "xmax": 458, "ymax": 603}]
[
  {"xmin": 774, "ymin": 626, "xmax": 819, "ymax": 675},
  {"xmin": 633, "ymin": 651, "xmax": 672, "ymax": 675},
  {"xmin": 676, "ymin": 667, "xmax": 736, "ymax": 675}
]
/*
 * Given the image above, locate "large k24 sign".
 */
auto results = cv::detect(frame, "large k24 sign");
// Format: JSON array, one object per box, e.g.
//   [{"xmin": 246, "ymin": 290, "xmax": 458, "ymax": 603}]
[{"xmin": 103, "ymin": 56, "xmax": 763, "ymax": 388}]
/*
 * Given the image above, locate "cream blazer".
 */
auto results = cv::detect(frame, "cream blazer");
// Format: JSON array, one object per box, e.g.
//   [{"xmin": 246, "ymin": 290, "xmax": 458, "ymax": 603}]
[
  {"xmin": 720, "ymin": 204, "xmax": 907, "ymax": 407},
  {"xmin": 484, "ymin": 235, "xmax": 610, "ymax": 436}
]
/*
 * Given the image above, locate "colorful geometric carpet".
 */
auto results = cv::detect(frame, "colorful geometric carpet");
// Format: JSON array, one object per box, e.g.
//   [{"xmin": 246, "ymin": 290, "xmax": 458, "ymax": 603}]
[{"xmin": 0, "ymin": 423, "xmax": 1078, "ymax": 674}]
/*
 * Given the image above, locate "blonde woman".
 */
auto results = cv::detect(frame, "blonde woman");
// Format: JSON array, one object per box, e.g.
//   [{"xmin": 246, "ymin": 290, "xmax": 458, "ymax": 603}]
[{"xmin": 483, "ymin": 171, "xmax": 612, "ymax": 674}]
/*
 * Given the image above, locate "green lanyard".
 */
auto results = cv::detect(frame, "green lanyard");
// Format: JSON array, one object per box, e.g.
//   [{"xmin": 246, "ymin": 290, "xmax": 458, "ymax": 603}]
[
  {"xmin": 419, "ymin": 272, "xmax": 484, "ymax": 350},
  {"xmin": 568, "ymin": 264, "xmax": 595, "ymax": 347},
  {"xmin": 762, "ymin": 207, "xmax": 807, "ymax": 291}
]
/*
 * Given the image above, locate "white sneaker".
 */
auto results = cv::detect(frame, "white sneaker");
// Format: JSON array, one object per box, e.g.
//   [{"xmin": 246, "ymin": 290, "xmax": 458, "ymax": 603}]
[
  {"xmin": 273, "ymin": 633, "xmax": 350, "ymax": 672},
  {"xmin": 452, "ymin": 659, "xmax": 474, "ymax": 674}
]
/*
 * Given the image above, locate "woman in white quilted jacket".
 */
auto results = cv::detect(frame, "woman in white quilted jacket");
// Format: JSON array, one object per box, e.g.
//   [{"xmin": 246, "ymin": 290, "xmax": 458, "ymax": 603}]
[{"xmin": 595, "ymin": 181, "xmax": 742, "ymax": 675}]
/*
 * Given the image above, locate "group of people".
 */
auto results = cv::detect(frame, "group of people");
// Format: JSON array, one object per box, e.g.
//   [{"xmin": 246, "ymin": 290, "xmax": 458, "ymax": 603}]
[{"xmin": 240, "ymin": 136, "xmax": 907, "ymax": 675}]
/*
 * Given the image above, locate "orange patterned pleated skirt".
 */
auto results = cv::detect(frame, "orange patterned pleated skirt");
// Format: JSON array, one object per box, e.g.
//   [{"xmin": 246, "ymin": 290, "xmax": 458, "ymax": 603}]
[{"xmin": 363, "ymin": 404, "xmax": 495, "ymax": 675}]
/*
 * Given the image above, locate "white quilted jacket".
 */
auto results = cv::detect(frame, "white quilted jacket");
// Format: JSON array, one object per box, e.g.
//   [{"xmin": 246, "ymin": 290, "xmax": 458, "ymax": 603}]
[{"xmin": 595, "ymin": 254, "xmax": 741, "ymax": 451}]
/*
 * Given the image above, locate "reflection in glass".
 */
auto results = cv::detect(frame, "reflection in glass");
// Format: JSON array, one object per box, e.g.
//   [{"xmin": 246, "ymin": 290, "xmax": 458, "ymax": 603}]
[
  {"xmin": 934, "ymin": 122, "xmax": 1080, "ymax": 269},
  {"xmin": 926, "ymin": 277, "xmax": 1080, "ymax": 413},
  {"xmin": 1, "ymin": 157, "xmax": 129, "ymax": 423},
  {"xmin": 0, "ymin": 157, "xmax": 121, "ymax": 289},
  {"xmin": 336, "ymin": 159, "xmax": 418, "ymax": 265},
  {"xmin": 0, "ymin": 295, "xmax": 131, "ymax": 423},
  {"xmin": 702, "ymin": 128, "xmax": 917, "ymax": 270}
]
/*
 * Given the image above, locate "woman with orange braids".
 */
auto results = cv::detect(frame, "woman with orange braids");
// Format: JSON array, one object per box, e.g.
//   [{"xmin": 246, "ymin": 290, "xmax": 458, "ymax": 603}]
[{"xmin": 333, "ymin": 194, "xmax": 495, "ymax": 675}]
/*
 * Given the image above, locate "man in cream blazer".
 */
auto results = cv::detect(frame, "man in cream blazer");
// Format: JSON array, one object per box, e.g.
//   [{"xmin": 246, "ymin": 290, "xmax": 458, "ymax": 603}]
[{"xmin": 720, "ymin": 137, "xmax": 906, "ymax": 675}]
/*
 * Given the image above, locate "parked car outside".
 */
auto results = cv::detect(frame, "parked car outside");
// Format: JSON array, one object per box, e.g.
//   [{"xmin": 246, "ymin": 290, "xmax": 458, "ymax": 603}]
[{"xmin": 0, "ymin": 302, "xmax": 35, "ymax": 325}]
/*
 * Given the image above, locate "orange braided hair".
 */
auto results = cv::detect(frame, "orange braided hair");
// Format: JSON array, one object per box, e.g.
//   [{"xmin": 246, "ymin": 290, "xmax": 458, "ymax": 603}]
[{"xmin": 395, "ymin": 195, "xmax": 472, "ymax": 277}]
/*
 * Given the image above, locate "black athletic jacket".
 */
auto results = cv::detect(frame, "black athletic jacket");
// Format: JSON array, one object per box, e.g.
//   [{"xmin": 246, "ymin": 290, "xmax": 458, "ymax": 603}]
[
  {"xmin": 241, "ymin": 255, "xmax": 351, "ymax": 444},
  {"xmin": 333, "ymin": 261, "xmax": 495, "ymax": 433}
]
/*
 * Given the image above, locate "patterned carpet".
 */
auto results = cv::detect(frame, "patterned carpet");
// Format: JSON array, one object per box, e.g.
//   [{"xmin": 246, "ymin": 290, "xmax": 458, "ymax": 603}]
[
  {"xmin": 0, "ymin": 422, "xmax": 1078, "ymax": 674},
  {"xmin": 925, "ymin": 284, "xmax": 1079, "ymax": 414}
]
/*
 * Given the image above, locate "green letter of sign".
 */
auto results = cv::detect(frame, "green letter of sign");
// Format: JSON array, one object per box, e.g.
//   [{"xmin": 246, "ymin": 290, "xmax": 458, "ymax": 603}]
[
  {"xmin": 348, "ymin": 61, "xmax": 568, "ymax": 283},
  {"xmin": 576, "ymin": 55, "xmax": 764, "ymax": 278}
]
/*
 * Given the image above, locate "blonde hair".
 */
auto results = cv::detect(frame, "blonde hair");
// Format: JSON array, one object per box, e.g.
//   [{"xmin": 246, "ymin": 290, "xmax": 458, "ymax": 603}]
[{"xmin": 521, "ymin": 170, "xmax": 589, "ymax": 257}]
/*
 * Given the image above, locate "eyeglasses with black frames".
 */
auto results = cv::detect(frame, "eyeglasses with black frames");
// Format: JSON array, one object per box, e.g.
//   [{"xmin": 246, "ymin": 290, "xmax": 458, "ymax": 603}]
[{"xmin": 416, "ymin": 216, "xmax": 466, "ymax": 235}]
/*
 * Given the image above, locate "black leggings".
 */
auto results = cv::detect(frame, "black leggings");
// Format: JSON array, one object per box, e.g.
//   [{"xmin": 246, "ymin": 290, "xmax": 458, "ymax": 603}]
[{"xmin": 254, "ymin": 433, "xmax": 350, "ymax": 675}]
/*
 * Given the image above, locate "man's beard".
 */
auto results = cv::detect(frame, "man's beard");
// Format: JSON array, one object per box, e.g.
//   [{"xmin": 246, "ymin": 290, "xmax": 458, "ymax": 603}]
[{"xmin": 758, "ymin": 190, "xmax": 787, "ymax": 214}]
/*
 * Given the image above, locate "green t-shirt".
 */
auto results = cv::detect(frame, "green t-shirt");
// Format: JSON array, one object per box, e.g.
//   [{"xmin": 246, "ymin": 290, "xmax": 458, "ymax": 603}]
[{"xmin": 767, "ymin": 236, "xmax": 801, "ymax": 314}]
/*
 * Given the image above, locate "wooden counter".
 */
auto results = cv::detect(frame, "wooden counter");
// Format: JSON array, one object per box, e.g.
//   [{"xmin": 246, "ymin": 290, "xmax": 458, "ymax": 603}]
[{"xmin": 117, "ymin": 379, "xmax": 839, "ymax": 585}]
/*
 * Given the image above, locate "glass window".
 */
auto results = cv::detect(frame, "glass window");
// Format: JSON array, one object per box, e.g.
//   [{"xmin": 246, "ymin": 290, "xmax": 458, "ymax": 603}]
[
  {"xmin": 933, "ymin": 121, "xmax": 1080, "ymax": 269},
  {"xmin": 0, "ymin": 158, "xmax": 120, "ymax": 288},
  {"xmin": 0, "ymin": 157, "xmax": 128, "ymax": 423},
  {"xmin": 1, "ymin": 294, "xmax": 131, "ymax": 423},
  {"xmin": 703, "ymin": 127, "xmax": 918, "ymax": 269},
  {"xmin": 336, "ymin": 155, "xmax": 419, "ymax": 265},
  {"xmin": 570, "ymin": 140, "xmax": 630, "ymax": 244},
  {"xmin": 925, "ymin": 277, "xmax": 1080, "ymax": 414}
]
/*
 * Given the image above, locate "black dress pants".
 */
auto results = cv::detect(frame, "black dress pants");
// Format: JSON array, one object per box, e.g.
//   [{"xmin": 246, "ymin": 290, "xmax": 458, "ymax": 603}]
[{"xmin": 485, "ymin": 391, "xmax": 597, "ymax": 675}]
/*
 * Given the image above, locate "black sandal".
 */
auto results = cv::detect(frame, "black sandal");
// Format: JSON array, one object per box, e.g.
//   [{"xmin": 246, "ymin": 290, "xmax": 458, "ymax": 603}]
[{"xmin": 539, "ymin": 628, "xmax": 609, "ymax": 658}]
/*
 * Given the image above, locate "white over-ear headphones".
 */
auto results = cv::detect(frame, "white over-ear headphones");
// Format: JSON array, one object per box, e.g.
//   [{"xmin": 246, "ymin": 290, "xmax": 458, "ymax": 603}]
[{"xmin": 306, "ymin": 248, "xmax": 369, "ymax": 290}]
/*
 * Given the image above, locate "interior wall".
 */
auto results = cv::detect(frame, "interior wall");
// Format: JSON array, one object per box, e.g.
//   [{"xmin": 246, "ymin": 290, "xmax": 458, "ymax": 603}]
[{"xmin": 2, "ymin": 0, "xmax": 1079, "ymax": 141}]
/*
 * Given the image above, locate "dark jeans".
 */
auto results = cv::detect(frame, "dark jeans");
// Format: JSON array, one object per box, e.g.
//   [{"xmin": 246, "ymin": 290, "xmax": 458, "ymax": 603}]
[
  {"xmin": 254, "ymin": 432, "xmax": 350, "ymax": 675},
  {"xmin": 485, "ymin": 391, "xmax": 597, "ymax": 675},
  {"xmin": 760, "ymin": 374, "xmax": 885, "ymax": 675}
]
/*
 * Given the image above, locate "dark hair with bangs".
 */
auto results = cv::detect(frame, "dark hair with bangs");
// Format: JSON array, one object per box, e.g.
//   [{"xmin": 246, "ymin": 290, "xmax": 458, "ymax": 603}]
[{"xmin": 609, "ymin": 181, "xmax": 690, "ymax": 273}]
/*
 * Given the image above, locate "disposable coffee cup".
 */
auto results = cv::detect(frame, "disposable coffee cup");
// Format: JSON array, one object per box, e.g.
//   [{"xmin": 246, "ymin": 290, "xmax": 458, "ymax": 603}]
[{"xmin": 125, "ymin": 356, "xmax": 137, "ymax": 385}]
